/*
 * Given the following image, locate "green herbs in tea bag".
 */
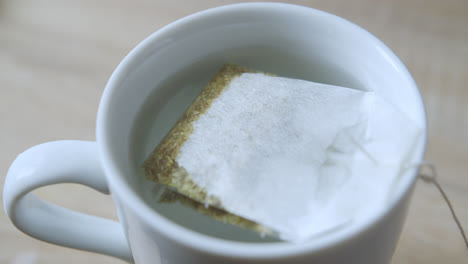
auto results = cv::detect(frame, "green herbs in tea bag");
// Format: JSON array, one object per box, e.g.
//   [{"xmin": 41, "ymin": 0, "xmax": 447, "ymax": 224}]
[{"xmin": 143, "ymin": 64, "xmax": 422, "ymax": 241}]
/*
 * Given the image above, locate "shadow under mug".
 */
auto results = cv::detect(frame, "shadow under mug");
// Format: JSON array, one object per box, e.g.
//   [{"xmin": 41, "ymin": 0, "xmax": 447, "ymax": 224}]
[{"xmin": 4, "ymin": 3, "xmax": 426, "ymax": 264}]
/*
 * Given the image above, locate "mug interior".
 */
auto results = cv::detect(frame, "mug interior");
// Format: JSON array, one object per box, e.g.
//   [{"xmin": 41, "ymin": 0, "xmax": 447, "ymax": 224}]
[{"xmin": 97, "ymin": 2, "xmax": 426, "ymax": 257}]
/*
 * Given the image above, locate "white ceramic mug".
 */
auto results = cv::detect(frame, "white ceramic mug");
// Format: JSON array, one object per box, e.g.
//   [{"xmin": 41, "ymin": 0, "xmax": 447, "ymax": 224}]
[{"xmin": 3, "ymin": 3, "xmax": 426, "ymax": 263}]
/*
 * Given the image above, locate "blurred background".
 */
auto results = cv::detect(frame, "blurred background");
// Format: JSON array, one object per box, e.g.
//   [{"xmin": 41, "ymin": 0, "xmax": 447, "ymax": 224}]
[{"xmin": 0, "ymin": 0, "xmax": 466, "ymax": 263}]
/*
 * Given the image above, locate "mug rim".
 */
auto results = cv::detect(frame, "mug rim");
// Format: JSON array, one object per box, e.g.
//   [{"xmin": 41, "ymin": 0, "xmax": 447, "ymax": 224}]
[{"xmin": 97, "ymin": 2, "xmax": 427, "ymax": 259}]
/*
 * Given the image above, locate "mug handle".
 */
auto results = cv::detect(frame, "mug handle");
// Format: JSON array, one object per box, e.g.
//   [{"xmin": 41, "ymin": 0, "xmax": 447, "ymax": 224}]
[{"xmin": 3, "ymin": 140, "xmax": 133, "ymax": 262}]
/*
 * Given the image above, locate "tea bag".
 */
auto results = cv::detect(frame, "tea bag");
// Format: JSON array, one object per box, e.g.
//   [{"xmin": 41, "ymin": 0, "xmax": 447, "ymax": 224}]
[{"xmin": 143, "ymin": 64, "xmax": 422, "ymax": 241}]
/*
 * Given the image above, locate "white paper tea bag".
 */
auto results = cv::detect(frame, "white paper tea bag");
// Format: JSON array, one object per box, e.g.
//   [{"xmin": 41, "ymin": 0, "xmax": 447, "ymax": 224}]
[{"xmin": 143, "ymin": 64, "xmax": 422, "ymax": 241}]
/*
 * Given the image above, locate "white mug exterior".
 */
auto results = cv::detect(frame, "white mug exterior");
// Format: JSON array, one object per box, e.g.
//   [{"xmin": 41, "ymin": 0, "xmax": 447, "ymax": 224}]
[
  {"xmin": 3, "ymin": 3, "xmax": 426, "ymax": 264},
  {"xmin": 3, "ymin": 141, "xmax": 132, "ymax": 262}
]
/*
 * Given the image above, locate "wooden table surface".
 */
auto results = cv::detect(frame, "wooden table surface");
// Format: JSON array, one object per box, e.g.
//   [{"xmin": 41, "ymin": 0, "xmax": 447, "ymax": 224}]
[{"xmin": 1, "ymin": 0, "xmax": 467, "ymax": 263}]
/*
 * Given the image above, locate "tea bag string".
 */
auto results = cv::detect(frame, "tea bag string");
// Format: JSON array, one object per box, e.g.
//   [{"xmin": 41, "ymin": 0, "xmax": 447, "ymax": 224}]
[
  {"xmin": 416, "ymin": 161, "xmax": 468, "ymax": 249},
  {"xmin": 348, "ymin": 132, "xmax": 467, "ymax": 249}
]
